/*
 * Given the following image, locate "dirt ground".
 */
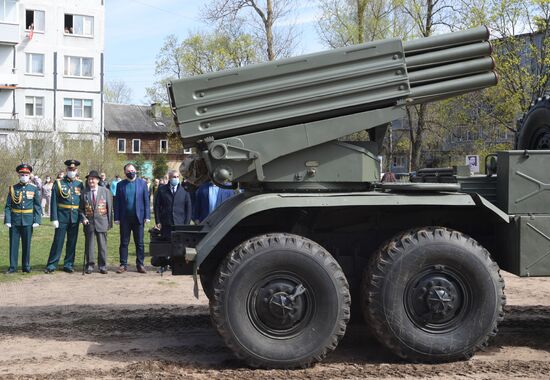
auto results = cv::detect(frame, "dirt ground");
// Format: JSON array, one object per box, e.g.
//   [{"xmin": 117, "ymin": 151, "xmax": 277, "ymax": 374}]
[{"xmin": 1, "ymin": 270, "xmax": 550, "ymax": 379}]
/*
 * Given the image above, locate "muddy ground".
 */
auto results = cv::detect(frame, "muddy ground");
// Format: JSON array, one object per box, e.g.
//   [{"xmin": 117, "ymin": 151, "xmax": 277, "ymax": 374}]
[{"xmin": 1, "ymin": 270, "xmax": 550, "ymax": 379}]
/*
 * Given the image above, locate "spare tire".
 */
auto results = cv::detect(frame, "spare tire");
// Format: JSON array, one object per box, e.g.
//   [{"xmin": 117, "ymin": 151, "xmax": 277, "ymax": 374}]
[{"xmin": 517, "ymin": 96, "xmax": 550, "ymax": 150}]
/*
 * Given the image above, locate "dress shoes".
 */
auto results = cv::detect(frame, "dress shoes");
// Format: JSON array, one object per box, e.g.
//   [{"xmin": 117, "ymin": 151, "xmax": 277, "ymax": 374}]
[
  {"xmin": 99, "ymin": 267, "xmax": 108, "ymax": 274},
  {"xmin": 63, "ymin": 267, "xmax": 74, "ymax": 274},
  {"xmin": 137, "ymin": 265, "xmax": 147, "ymax": 274}
]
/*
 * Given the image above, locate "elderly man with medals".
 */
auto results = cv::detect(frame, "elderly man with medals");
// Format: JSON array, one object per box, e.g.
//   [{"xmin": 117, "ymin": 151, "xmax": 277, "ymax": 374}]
[
  {"xmin": 4, "ymin": 164, "xmax": 42, "ymax": 273},
  {"xmin": 44, "ymin": 160, "xmax": 84, "ymax": 273}
]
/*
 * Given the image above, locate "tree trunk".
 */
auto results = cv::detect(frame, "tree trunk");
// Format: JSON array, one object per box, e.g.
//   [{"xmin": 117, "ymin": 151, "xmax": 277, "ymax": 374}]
[
  {"xmin": 356, "ymin": 0, "xmax": 367, "ymax": 43},
  {"xmin": 266, "ymin": 0, "xmax": 275, "ymax": 60}
]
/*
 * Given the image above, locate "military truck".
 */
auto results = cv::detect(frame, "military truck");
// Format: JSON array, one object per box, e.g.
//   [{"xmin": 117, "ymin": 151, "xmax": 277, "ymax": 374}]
[{"xmin": 150, "ymin": 26, "xmax": 550, "ymax": 369}]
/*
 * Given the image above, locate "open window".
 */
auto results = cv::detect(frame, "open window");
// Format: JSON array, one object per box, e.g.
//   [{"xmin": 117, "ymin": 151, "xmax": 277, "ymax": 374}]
[
  {"xmin": 26, "ymin": 9, "xmax": 45, "ymax": 32},
  {"xmin": 64, "ymin": 14, "xmax": 93, "ymax": 36}
]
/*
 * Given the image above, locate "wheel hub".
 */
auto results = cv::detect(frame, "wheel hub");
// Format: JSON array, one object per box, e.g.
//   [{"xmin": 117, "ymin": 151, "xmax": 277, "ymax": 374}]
[
  {"xmin": 252, "ymin": 278, "xmax": 309, "ymax": 333},
  {"xmin": 406, "ymin": 266, "xmax": 468, "ymax": 332}
]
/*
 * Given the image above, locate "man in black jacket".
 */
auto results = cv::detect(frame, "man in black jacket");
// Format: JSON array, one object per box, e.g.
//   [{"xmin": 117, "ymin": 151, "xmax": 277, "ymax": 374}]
[{"xmin": 154, "ymin": 169, "xmax": 192, "ymax": 239}]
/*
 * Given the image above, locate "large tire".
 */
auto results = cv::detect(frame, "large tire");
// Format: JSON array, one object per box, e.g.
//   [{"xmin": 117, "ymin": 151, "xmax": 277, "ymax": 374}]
[
  {"xmin": 362, "ymin": 227, "xmax": 505, "ymax": 362},
  {"xmin": 517, "ymin": 96, "xmax": 550, "ymax": 150},
  {"xmin": 210, "ymin": 233, "xmax": 350, "ymax": 368},
  {"xmin": 199, "ymin": 272, "xmax": 214, "ymax": 302}
]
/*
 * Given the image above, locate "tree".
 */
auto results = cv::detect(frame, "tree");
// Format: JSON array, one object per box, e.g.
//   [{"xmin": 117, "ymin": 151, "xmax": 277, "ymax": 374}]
[
  {"xmin": 153, "ymin": 154, "xmax": 168, "ymax": 180},
  {"xmin": 317, "ymin": 0, "xmax": 409, "ymax": 48},
  {"xmin": 104, "ymin": 80, "xmax": 133, "ymax": 104},
  {"xmin": 202, "ymin": 0, "xmax": 298, "ymax": 61},
  {"xmin": 146, "ymin": 29, "xmax": 260, "ymax": 104}
]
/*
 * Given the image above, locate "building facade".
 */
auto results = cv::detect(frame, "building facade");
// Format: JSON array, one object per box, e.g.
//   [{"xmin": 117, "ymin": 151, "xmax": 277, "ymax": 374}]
[
  {"xmin": 0, "ymin": 0, "xmax": 104, "ymax": 149},
  {"xmin": 104, "ymin": 103, "xmax": 187, "ymax": 179}
]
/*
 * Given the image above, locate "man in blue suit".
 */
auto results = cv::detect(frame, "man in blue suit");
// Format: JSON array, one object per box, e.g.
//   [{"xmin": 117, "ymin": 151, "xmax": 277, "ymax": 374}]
[
  {"xmin": 114, "ymin": 163, "xmax": 150, "ymax": 273},
  {"xmin": 193, "ymin": 180, "xmax": 235, "ymax": 224}
]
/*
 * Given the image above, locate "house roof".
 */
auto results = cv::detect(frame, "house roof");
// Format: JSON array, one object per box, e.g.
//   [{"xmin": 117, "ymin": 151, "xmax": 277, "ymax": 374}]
[{"xmin": 104, "ymin": 103, "xmax": 173, "ymax": 134}]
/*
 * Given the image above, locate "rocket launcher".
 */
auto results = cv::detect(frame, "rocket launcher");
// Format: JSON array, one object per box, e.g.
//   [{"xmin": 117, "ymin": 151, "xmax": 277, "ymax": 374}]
[{"xmin": 168, "ymin": 26, "xmax": 497, "ymax": 189}]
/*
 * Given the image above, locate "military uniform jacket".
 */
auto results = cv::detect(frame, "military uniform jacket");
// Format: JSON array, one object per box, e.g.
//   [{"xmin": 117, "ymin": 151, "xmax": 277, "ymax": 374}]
[
  {"xmin": 51, "ymin": 177, "xmax": 84, "ymax": 224},
  {"xmin": 79, "ymin": 186, "xmax": 113, "ymax": 233},
  {"xmin": 4, "ymin": 183, "xmax": 42, "ymax": 226}
]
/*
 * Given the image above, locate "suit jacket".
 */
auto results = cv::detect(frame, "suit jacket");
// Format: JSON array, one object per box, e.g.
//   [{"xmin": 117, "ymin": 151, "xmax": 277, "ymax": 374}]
[
  {"xmin": 79, "ymin": 186, "xmax": 113, "ymax": 233},
  {"xmin": 114, "ymin": 178, "xmax": 150, "ymax": 224},
  {"xmin": 154, "ymin": 184, "xmax": 192, "ymax": 227},
  {"xmin": 193, "ymin": 181, "xmax": 235, "ymax": 223},
  {"xmin": 4, "ymin": 183, "xmax": 42, "ymax": 226}
]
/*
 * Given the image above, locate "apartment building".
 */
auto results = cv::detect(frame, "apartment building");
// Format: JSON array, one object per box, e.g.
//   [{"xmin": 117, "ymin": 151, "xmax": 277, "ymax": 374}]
[{"xmin": 0, "ymin": 0, "xmax": 104, "ymax": 150}]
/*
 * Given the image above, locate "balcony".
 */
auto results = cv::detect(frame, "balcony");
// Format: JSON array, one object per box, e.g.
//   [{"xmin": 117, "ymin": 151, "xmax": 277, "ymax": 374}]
[
  {"xmin": 0, "ymin": 71, "xmax": 17, "ymax": 86},
  {"xmin": 0, "ymin": 118, "xmax": 18, "ymax": 130},
  {"xmin": 0, "ymin": 22, "xmax": 19, "ymax": 45}
]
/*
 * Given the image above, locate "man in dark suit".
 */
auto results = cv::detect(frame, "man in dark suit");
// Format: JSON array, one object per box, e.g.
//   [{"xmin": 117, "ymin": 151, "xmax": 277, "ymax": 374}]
[
  {"xmin": 79, "ymin": 170, "xmax": 113, "ymax": 274},
  {"xmin": 114, "ymin": 163, "xmax": 150, "ymax": 273},
  {"xmin": 193, "ymin": 180, "xmax": 235, "ymax": 224},
  {"xmin": 154, "ymin": 169, "xmax": 192, "ymax": 239}
]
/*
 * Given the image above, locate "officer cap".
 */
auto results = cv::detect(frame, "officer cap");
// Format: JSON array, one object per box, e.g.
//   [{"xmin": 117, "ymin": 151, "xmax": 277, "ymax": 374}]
[
  {"xmin": 64, "ymin": 159, "xmax": 80, "ymax": 168},
  {"xmin": 86, "ymin": 170, "xmax": 101, "ymax": 179},
  {"xmin": 16, "ymin": 163, "xmax": 33, "ymax": 174}
]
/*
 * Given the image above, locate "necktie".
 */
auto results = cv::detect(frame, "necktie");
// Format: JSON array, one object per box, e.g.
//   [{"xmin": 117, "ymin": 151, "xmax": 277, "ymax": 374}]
[
  {"xmin": 172, "ymin": 186, "xmax": 176, "ymax": 195},
  {"xmin": 92, "ymin": 190, "xmax": 96, "ymax": 206}
]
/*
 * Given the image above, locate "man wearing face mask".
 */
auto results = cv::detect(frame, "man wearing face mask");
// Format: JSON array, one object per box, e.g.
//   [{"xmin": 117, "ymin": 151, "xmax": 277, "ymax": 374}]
[
  {"xmin": 41, "ymin": 175, "xmax": 53, "ymax": 216},
  {"xmin": 45, "ymin": 160, "xmax": 84, "ymax": 273},
  {"xmin": 154, "ymin": 169, "xmax": 192, "ymax": 240},
  {"xmin": 114, "ymin": 163, "xmax": 150, "ymax": 273},
  {"xmin": 4, "ymin": 164, "xmax": 42, "ymax": 274}
]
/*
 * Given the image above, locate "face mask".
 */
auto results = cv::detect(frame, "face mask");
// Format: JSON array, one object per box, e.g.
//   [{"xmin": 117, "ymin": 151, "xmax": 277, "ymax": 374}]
[
  {"xmin": 169, "ymin": 178, "xmax": 179, "ymax": 187},
  {"xmin": 20, "ymin": 175, "xmax": 30, "ymax": 183},
  {"xmin": 46, "ymin": 178, "xmax": 51, "ymax": 182},
  {"xmin": 126, "ymin": 172, "xmax": 136, "ymax": 180},
  {"xmin": 67, "ymin": 171, "xmax": 76, "ymax": 179}
]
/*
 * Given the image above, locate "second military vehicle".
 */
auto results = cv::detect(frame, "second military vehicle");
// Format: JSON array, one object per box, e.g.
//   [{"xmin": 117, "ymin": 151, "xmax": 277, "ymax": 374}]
[{"xmin": 150, "ymin": 26, "xmax": 550, "ymax": 369}]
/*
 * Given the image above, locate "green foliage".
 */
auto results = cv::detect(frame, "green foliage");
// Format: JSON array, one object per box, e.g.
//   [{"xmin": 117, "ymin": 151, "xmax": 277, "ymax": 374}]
[
  {"xmin": 132, "ymin": 154, "xmax": 146, "ymax": 175},
  {"xmin": 146, "ymin": 30, "xmax": 261, "ymax": 104},
  {"xmin": 153, "ymin": 154, "xmax": 168, "ymax": 180}
]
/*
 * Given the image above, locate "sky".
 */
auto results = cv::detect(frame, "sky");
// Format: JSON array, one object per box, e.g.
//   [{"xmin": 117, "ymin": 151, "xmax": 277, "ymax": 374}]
[{"xmin": 104, "ymin": 0, "xmax": 325, "ymax": 105}]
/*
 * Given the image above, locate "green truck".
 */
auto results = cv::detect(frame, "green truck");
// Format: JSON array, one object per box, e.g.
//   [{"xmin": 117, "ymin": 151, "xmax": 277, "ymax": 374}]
[{"xmin": 150, "ymin": 26, "xmax": 550, "ymax": 369}]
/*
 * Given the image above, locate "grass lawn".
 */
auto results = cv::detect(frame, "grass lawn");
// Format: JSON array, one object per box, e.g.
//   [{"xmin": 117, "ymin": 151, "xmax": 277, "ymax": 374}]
[{"xmin": 0, "ymin": 217, "xmax": 152, "ymax": 282}]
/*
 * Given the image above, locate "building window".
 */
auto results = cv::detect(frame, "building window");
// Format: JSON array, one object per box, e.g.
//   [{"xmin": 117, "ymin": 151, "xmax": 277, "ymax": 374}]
[
  {"xmin": 25, "ymin": 9, "xmax": 45, "ymax": 32},
  {"xmin": 183, "ymin": 148, "xmax": 193, "ymax": 154},
  {"xmin": 25, "ymin": 96, "xmax": 44, "ymax": 117},
  {"xmin": 25, "ymin": 53, "xmax": 45, "ymax": 75},
  {"xmin": 132, "ymin": 139, "xmax": 141, "ymax": 153},
  {"xmin": 64, "ymin": 56, "xmax": 93, "ymax": 78},
  {"xmin": 117, "ymin": 138, "xmax": 126, "ymax": 153},
  {"xmin": 0, "ymin": 0, "xmax": 17, "ymax": 23},
  {"xmin": 63, "ymin": 98, "xmax": 93, "ymax": 119},
  {"xmin": 160, "ymin": 139, "xmax": 168, "ymax": 153},
  {"xmin": 64, "ymin": 14, "xmax": 93, "ymax": 36}
]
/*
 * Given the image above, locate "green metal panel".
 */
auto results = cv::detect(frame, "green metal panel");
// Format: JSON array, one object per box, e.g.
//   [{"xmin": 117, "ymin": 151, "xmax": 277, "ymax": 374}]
[
  {"xmin": 498, "ymin": 214, "xmax": 550, "ymax": 277},
  {"xmin": 497, "ymin": 150, "xmax": 550, "ymax": 214},
  {"xmin": 170, "ymin": 38, "xmax": 409, "ymax": 144}
]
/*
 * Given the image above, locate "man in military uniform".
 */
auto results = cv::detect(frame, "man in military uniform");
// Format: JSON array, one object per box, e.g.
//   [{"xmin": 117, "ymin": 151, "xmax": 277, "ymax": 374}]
[
  {"xmin": 45, "ymin": 160, "xmax": 84, "ymax": 273},
  {"xmin": 4, "ymin": 164, "xmax": 42, "ymax": 273}
]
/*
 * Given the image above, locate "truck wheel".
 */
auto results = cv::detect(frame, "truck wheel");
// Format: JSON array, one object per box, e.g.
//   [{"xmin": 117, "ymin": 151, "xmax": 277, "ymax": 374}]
[
  {"xmin": 517, "ymin": 96, "xmax": 550, "ymax": 149},
  {"xmin": 210, "ymin": 233, "xmax": 350, "ymax": 368},
  {"xmin": 199, "ymin": 273, "xmax": 214, "ymax": 301},
  {"xmin": 362, "ymin": 227, "xmax": 505, "ymax": 362}
]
